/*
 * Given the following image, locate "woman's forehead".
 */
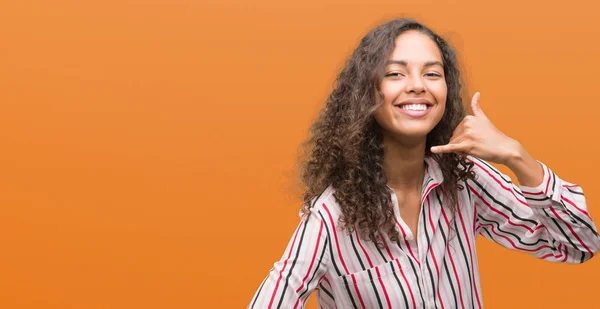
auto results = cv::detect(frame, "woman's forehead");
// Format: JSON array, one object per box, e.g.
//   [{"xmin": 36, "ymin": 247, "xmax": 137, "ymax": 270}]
[{"xmin": 389, "ymin": 31, "xmax": 442, "ymax": 63}]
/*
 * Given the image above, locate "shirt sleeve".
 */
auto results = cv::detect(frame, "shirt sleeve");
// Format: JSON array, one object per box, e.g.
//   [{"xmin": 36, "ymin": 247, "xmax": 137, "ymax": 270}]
[
  {"xmin": 467, "ymin": 156, "xmax": 599, "ymax": 263},
  {"xmin": 248, "ymin": 206, "xmax": 330, "ymax": 309}
]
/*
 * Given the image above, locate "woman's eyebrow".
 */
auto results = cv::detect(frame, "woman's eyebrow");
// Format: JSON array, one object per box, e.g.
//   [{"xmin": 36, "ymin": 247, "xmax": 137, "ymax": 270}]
[{"xmin": 385, "ymin": 60, "xmax": 443, "ymax": 67}]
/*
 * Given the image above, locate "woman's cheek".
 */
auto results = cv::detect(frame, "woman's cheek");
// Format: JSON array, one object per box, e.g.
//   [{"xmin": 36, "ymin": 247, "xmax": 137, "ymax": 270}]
[{"xmin": 381, "ymin": 83, "xmax": 404, "ymax": 102}]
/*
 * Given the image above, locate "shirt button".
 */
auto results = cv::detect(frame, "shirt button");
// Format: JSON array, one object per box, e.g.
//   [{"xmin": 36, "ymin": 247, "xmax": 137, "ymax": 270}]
[{"xmin": 406, "ymin": 234, "xmax": 414, "ymax": 241}]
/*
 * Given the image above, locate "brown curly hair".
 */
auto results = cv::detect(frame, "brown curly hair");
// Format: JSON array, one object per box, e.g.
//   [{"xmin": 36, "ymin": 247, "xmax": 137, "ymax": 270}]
[{"xmin": 299, "ymin": 18, "xmax": 476, "ymax": 247}]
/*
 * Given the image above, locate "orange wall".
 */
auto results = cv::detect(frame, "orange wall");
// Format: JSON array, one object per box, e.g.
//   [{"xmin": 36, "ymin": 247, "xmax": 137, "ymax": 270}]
[{"xmin": 1, "ymin": 0, "xmax": 599, "ymax": 308}]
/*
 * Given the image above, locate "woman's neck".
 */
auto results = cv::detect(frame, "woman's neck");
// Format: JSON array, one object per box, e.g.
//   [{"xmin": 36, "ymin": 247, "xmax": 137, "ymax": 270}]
[{"xmin": 383, "ymin": 134, "xmax": 427, "ymax": 191}]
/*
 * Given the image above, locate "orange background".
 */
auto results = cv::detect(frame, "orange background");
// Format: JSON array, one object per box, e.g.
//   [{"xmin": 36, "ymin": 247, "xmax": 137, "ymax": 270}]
[{"xmin": 1, "ymin": 0, "xmax": 599, "ymax": 308}]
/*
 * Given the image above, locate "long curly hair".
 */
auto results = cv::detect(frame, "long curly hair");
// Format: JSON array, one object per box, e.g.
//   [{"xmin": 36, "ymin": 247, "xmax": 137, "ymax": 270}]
[{"xmin": 299, "ymin": 18, "xmax": 475, "ymax": 246}]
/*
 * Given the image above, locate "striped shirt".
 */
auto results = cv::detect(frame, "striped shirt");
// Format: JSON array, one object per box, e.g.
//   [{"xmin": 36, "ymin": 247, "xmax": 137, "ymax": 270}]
[{"xmin": 248, "ymin": 156, "xmax": 599, "ymax": 309}]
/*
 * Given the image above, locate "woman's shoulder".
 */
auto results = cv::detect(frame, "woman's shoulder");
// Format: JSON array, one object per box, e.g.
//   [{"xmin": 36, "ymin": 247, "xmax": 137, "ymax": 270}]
[{"xmin": 303, "ymin": 185, "xmax": 342, "ymax": 220}]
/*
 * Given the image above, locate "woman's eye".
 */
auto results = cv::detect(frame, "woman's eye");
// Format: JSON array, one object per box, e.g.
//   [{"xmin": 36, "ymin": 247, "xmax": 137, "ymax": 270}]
[
  {"xmin": 425, "ymin": 73, "xmax": 442, "ymax": 77},
  {"xmin": 385, "ymin": 72, "xmax": 404, "ymax": 77}
]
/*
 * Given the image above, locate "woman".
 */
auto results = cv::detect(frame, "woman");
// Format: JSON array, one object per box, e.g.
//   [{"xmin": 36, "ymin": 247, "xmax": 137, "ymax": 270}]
[{"xmin": 248, "ymin": 18, "xmax": 599, "ymax": 309}]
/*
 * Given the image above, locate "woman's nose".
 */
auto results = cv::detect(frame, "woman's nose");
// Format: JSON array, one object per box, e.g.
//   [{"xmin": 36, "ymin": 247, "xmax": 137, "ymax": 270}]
[{"xmin": 405, "ymin": 75, "xmax": 425, "ymax": 94}]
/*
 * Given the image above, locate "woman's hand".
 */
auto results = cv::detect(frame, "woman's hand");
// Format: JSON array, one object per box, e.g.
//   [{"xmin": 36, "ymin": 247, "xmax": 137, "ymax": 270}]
[{"xmin": 430, "ymin": 92, "xmax": 521, "ymax": 165}]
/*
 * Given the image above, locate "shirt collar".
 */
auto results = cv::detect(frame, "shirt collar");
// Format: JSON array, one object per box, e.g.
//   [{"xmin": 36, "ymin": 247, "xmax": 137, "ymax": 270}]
[{"xmin": 424, "ymin": 155, "xmax": 444, "ymax": 186}]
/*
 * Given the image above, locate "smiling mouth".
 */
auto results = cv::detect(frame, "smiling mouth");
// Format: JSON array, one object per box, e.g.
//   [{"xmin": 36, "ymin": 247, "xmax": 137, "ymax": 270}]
[
  {"xmin": 396, "ymin": 103, "xmax": 431, "ymax": 111},
  {"xmin": 393, "ymin": 103, "xmax": 433, "ymax": 117}
]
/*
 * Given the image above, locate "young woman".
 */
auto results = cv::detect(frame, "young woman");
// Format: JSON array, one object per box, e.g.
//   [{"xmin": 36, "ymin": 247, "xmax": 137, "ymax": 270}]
[{"xmin": 248, "ymin": 18, "xmax": 599, "ymax": 309}]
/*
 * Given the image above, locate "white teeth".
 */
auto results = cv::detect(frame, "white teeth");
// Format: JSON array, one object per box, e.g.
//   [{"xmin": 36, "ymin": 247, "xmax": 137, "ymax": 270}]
[{"xmin": 400, "ymin": 104, "xmax": 428, "ymax": 111}]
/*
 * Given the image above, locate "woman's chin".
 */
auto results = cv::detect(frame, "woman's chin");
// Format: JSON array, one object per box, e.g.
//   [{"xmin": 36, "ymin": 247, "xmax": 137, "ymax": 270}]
[
  {"xmin": 395, "ymin": 126, "xmax": 432, "ymax": 138},
  {"xmin": 385, "ymin": 129, "xmax": 431, "ymax": 145}
]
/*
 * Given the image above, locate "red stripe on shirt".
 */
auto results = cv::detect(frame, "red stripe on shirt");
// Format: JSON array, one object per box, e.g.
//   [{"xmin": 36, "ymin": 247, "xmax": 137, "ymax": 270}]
[
  {"xmin": 295, "ymin": 220, "xmax": 324, "ymax": 293},
  {"xmin": 549, "ymin": 206, "xmax": 593, "ymax": 254},
  {"xmin": 394, "ymin": 218, "xmax": 421, "ymax": 268},
  {"xmin": 469, "ymin": 184, "xmax": 535, "ymax": 233},
  {"xmin": 544, "ymin": 165, "xmax": 552, "ymax": 195},
  {"xmin": 471, "ymin": 160, "xmax": 528, "ymax": 207},
  {"xmin": 381, "ymin": 235, "xmax": 416, "ymax": 308},
  {"xmin": 441, "ymin": 207, "xmax": 466, "ymax": 309},
  {"xmin": 322, "ymin": 204, "xmax": 367, "ymax": 309},
  {"xmin": 561, "ymin": 195, "xmax": 591, "ymax": 218},
  {"xmin": 267, "ymin": 221, "xmax": 305, "ymax": 309},
  {"xmin": 426, "ymin": 197, "xmax": 445, "ymax": 309},
  {"xmin": 457, "ymin": 206, "xmax": 483, "ymax": 309}
]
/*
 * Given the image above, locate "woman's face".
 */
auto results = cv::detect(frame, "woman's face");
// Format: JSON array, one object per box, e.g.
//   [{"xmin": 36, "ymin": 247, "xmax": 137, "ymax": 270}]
[{"xmin": 373, "ymin": 30, "xmax": 447, "ymax": 142}]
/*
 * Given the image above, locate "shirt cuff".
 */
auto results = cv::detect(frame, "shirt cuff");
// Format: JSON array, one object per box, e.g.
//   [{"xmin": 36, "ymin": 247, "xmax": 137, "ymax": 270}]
[{"xmin": 518, "ymin": 161, "xmax": 563, "ymax": 207}]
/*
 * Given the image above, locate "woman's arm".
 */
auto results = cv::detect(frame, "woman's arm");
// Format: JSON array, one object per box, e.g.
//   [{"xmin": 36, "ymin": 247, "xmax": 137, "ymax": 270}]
[
  {"xmin": 468, "ymin": 155, "xmax": 599, "ymax": 263},
  {"xmin": 248, "ymin": 207, "xmax": 330, "ymax": 309},
  {"xmin": 431, "ymin": 92, "xmax": 599, "ymax": 262}
]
